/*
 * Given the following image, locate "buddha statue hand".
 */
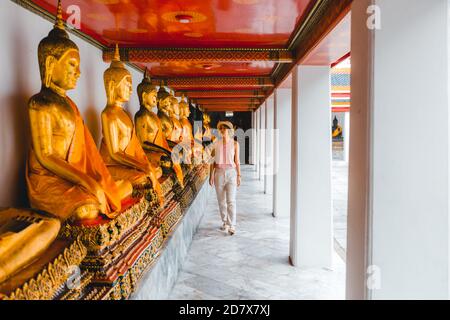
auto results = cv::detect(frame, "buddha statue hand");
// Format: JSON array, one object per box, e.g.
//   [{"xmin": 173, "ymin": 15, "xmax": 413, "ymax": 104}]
[
  {"xmin": 72, "ymin": 180, "xmax": 108, "ymax": 220},
  {"xmin": 74, "ymin": 204, "xmax": 100, "ymax": 221},
  {"xmin": 84, "ymin": 178, "xmax": 108, "ymax": 212}
]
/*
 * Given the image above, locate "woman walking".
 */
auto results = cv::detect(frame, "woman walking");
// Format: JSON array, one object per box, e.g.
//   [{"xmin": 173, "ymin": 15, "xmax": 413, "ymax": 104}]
[{"xmin": 209, "ymin": 121, "xmax": 241, "ymax": 235}]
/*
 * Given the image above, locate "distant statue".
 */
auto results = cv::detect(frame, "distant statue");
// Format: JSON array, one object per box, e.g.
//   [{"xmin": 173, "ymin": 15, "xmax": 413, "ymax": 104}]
[{"xmin": 332, "ymin": 116, "xmax": 343, "ymax": 139}]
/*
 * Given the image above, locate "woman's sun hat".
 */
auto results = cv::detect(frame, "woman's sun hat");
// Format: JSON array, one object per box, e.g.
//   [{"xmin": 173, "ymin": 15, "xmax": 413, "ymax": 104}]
[{"xmin": 217, "ymin": 121, "xmax": 234, "ymax": 130}]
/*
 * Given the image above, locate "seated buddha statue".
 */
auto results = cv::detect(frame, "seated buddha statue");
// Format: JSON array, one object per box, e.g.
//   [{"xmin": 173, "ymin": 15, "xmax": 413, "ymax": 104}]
[
  {"xmin": 26, "ymin": 1, "xmax": 131, "ymax": 222},
  {"xmin": 134, "ymin": 71, "xmax": 184, "ymax": 187},
  {"xmin": 0, "ymin": 208, "xmax": 60, "ymax": 284},
  {"xmin": 99, "ymin": 45, "xmax": 164, "ymax": 206},
  {"xmin": 157, "ymin": 87, "xmax": 175, "ymax": 144},
  {"xmin": 179, "ymin": 95, "xmax": 197, "ymax": 163},
  {"xmin": 201, "ymin": 113, "xmax": 216, "ymax": 164},
  {"xmin": 169, "ymin": 91, "xmax": 183, "ymax": 144},
  {"xmin": 332, "ymin": 116, "xmax": 343, "ymax": 139}
]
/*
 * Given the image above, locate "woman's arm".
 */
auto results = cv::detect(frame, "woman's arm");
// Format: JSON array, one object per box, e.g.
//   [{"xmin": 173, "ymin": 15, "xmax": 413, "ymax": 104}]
[
  {"xmin": 209, "ymin": 143, "xmax": 216, "ymax": 186},
  {"xmin": 234, "ymin": 141, "xmax": 241, "ymax": 186}
]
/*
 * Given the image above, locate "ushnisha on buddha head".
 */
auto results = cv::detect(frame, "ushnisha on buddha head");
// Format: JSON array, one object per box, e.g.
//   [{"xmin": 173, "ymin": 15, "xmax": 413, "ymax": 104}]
[{"xmin": 38, "ymin": 0, "xmax": 80, "ymax": 95}]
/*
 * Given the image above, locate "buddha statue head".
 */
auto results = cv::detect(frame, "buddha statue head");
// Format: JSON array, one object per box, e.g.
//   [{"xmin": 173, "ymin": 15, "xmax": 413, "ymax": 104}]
[
  {"xmin": 137, "ymin": 68, "xmax": 158, "ymax": 112},
  {"xmin": 157, "ymin": 86, "xmax": 172, "ymax": 116},
  {"xmin": 179, "ymin": 95, "xmax": 190, "ymax": 119},
  {"xmin": 38, "ymin": 0, "xmax": 80, "ymax": 95},
  {"xmin": 104, "ymin": 44, "xmax": 132, "ymax": 106}
]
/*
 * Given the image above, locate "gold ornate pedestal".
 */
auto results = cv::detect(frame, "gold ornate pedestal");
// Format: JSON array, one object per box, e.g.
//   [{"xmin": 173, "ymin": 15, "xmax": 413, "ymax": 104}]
[
  {"xmin": 0, "ymin": 238, "xmax": 88, "ymax": 300},
  {"xmin": 1, "ymin": 164, "xmax": 209, "ymax": 301}
]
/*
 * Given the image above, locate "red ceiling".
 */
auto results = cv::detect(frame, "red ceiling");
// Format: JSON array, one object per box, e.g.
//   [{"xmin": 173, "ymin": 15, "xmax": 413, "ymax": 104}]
[
  {"xmin": 27, "ymin": 0, "xmax": 352, "ymax": 111},
  {"xmin": 32, "ymin": 0, "xmax": 313, "ymax": 48},
  {"xmin": 302, "ymin": 12, "xmax": 350, "ymax": 65},
  {"xmin": 137, "ymin": 61, "xmax": 275, "ymax": 77}
]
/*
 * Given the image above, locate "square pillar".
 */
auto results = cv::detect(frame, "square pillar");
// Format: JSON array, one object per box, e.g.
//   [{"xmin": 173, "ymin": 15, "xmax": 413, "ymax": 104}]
[
  {"xmin": 259, "ymin": 103, "xmax": 266, "ymax": 182},
  {"xmin": 265, "ymin": 96, "xmax": 274, "ymax": 195},
  {"xmin": 255, "ymin": 108, "xmax": 260, "ymax": 176},
  {"xmin": 290, "ymin": 65, "xmax": 333, "ymax": 267},
  {"xmin": 273, "ymin": 88, "xmax": 292, "ymax": 217},
  {"xmin": 347, "ymin": 0, "xmax": 450, "ymax": 300},
  {"xmin": 251, "ymin": 110, "xmax": 257, "ymax": 166}
]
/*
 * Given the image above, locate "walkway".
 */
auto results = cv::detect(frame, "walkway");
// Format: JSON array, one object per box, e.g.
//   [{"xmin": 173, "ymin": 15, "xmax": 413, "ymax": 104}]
[{"xmin": 168, "ymin": 165, "xmax": 345, "ymax": 300}]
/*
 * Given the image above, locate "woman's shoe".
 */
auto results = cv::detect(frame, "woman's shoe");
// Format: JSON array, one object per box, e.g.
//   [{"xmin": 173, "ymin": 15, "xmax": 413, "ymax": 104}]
[
  {"xmin": 228, "ymin": 227, "xmax": 235, "ymax": 235},
  {"xmin": 220, "ymin": 224, "xmax": 229, "ymax": 232}
]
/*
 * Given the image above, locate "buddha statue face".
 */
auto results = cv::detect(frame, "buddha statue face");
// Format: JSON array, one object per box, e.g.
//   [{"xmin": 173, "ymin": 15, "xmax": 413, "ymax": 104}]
[
  {"xmin": 170, "ymin": 97, "xmax": 180, "ymax": 118},
  {"xmin": 137, "ymin": 70, "xmax": 158, "ymax": 112},
  {"xmin": 104, "ymin": 45, "xmax": 132, "ymax": 106},
  {"xmin": 158, "ymin": 95, "xmax": 172, "ymax": 115},
  {"xmin": 48, "ymin": 49, "xmax": 80, "ymax": 91},
  {"xmin": 115, "ymin": 75, "xmax": 132, "ymax": 103},
  {"xmin": 142, "ymin": 89, "xmax": 157, "ymax": 110},
  {"xmin": 179, "ymin": 100, "xmax": 190, "ymax": 119}
]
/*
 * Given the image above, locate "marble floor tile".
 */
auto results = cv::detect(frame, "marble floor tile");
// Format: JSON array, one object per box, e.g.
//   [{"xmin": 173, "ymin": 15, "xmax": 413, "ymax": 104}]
[{"xmin": 169, "ymin": 165, "xmax": 346, "ymax": 300}]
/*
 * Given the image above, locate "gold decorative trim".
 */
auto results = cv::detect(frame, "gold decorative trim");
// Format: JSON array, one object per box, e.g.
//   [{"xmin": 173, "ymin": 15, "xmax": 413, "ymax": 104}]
[
  {"xmin": 1, "ymin": 238, "xmax": 87, "ymax": 300},
  {"xmin": 60, "ymin": 197, "xmax": 149, "ymax": 252}
]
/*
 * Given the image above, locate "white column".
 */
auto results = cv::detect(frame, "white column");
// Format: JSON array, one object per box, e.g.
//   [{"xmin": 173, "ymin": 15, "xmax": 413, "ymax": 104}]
[
  {"xmin": 273, "ymin": 91, "xmax": 278, "ymax": 217},
  {"xmin": 343, "ymin": 111, "xmax": 350, "ymax": 163},
  {"xmin": 274, "ymin": 88, "xmax": 292, "ymax": 217},
  {"xmin": 290, "ymin": 65, "xmax": 333, "ymax": 268},
  {"xmin": 347, "ymin": 0, "xmax": 450, "ymax": 300},
  {"xmin": 249, "ymin": 111, "xmax": 254, "ymax": 165},
  {"xmin": 259, "ymin": 103, "xmax": 266, "ymax": 182},
  {"xmin": 255, "ymin": 108, "xmax": 260, "ymax": 176},
  {"xmin": 264, "ymin": 96, "xmax": 274, "ymax": 195}
]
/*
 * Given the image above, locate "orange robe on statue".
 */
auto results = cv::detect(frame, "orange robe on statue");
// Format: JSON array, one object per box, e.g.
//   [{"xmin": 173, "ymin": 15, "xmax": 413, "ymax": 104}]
[
  {"xmin": 26, "ymin": 98, "xmax": 124, "ymax": 221},
  {"xmin": 100, "ymin": 128, "xmax": 152, "ymax": 186}
]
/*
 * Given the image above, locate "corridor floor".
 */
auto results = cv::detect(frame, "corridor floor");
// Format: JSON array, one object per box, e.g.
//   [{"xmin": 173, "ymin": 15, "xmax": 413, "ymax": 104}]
[{"xmin": 168, "ymin": 165, "xmax": 345, "ymax": 300}]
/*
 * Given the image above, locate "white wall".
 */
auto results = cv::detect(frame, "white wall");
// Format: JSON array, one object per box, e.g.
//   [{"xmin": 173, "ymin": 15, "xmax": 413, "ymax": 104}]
[
  {"xmin": 0, "ymin": 1, "xmax": 142, "ymax": 207},
  {"xmin": 348, "ymin": 0, "xmax": 450, "ymax": 299},
  {"xmin": 274, "ymin": 88, "xmax": 292, "ymax": 217}
]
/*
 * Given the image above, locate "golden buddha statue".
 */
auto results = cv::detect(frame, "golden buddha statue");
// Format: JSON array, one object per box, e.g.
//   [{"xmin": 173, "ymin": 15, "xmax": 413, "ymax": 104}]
[
  {"xmin": 26, "ymin": 0, "xmax": 131, "ymax": 222},
  {"xmin": 157, "ymin": 86, "xmax": 174, "ymax": 143},
  {"xmin": 100, "ymin": 45, "xmax": 164, "ymax": 206},
  {"xmin": 169, "ymin": 91, "xmax": 183, "ymax": 144},
  {"xmin": 136, "ymin": 72, "xmax": 184, "ymax": 187},
  {"xmin": 0, "ymin": 208, "xmax": 60, "ymax": 284},
  {"xmin": 179, "ymin": 95, "xmax": 196, "ymax": 163},
  {"xmin": 202, "ymin": 113, "xmax": 215, "ymax": 145}
]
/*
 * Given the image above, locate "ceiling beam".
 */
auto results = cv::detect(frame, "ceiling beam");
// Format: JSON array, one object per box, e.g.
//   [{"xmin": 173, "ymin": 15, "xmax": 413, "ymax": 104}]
[
  {"xmin": 103, "ymin": 48, "xmax": 292, "ymax": 64},
  {"xmin": 153, "ymin": 77, "xmax": 273, "ymax": 90},
  {"xmin": 176, "ymin": 90, "xmax": 266, "ymax": 98},
  {"xmin": 271, "ymin": 0, "xmax": 352, "ymax": 87},
  {"xmin": 202, "ymin": 106, "xmax": 255, "ymax": 112},
  {"xmin": 194, "ymin": 98, "xmax": 262, "ymax": 105}
]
